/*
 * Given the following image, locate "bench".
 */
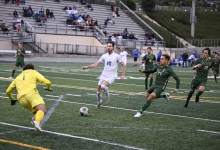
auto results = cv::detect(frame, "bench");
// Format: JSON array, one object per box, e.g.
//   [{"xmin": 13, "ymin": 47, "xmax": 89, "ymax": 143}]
[{"xmin": 0, "ymin": 50, "xmax": 33, "ymax": 56}]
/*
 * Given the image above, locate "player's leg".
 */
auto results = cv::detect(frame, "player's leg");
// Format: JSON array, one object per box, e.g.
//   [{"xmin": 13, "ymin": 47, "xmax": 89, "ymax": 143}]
[
  {"xmin": 134, "ymin": 87, "xmax": 158, "ymax": 117},
  {"xmin": 184, "ymin": 79, "xmax": 198, "ymax": 107},
  {"xmin": 101, "ymin": 78, "xmax": 115, "ymax": 102},
  {"xmin": 11, "ymin": 65, "xmax": 17, "ymax": 78},
  {"xmin": 145, "ymin": 73, "xmax": 149, "ymax": 90},
  {"xmin": 195, "ymin": 85, "xmax": 205, "ymax": 103},
  {"xmin": 149, "ymin": 73, "xmax": 153, "ymax": 87}
]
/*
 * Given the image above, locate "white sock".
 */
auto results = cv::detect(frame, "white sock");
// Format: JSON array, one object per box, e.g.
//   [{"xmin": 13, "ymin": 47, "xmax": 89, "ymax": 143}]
[{"xmin": 101, "ymin": 85, "xmax": 108, "ymax": 94}]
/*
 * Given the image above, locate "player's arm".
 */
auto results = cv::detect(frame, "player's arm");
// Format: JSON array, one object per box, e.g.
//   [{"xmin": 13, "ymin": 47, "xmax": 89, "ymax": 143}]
[
  {"xmin": 120, "ymin": 61, "xmax": 126, "ymax": 79},
  {"xmin": 82, "ymin": 61, "xmax": 101, "ymax": 70},
  {"xmin": 170, "ymin": 70, "xmax": 180, "ymax": 92},
  {"xmin": 35, "ymin": 71, "xmax": 52, "ymax": 90},
  {"xmin": 6, "ymin": 81, "xmax": 17, "ymax": 105},
  {"xmin": 139, "ymin": 67, "xmax": 157, "ymax": 74}
]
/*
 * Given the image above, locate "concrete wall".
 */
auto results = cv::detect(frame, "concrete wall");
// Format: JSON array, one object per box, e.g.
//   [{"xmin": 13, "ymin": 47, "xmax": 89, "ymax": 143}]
[
  {"xmin": 35, "ymin": 34, "xmax": 104, "ymax": 47},
  {"xmin": 0, "ymin": 41, "xmax": 13, "ymax": 50}
]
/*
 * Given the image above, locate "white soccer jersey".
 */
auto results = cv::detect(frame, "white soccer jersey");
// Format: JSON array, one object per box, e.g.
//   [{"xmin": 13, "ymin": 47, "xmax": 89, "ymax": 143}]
[
  {"xmin": 99, "ymin": 52, "xmax": 122, "ymax": 78},
  {"xmin": 140, "ymin": 53, "xmax": 147, "ymax": 60},
  {"xmin": 119, "ymin": 51, "xmax": 129, "ymax": 65}
]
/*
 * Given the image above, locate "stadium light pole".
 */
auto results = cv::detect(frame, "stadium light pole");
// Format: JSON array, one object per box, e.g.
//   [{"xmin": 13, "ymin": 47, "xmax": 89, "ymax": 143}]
[{"xmin": 190, "ymin": 0, "xmax": 196, "ymax": 38}]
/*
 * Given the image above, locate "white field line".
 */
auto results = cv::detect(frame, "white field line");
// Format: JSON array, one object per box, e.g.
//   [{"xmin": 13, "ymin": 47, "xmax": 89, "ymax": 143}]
[
  {"xmin": 66, "ymin": 94, "xmax": 81, "ymax": 97},
  {"xmin": 1, "ymin": 95, "xmax": 219, "ymax": 123},
  {"xmin": 0, "ymin": 122, "xmax": 146, "ymax": 150},
  {"xmin": 197, "ymin": 129, "xmax": 220, "ymax": 135}
]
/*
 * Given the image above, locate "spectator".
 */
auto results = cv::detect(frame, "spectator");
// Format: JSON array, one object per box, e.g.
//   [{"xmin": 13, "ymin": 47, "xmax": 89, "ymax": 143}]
[
  {"xmin": 188, "ymin": 53, "xmax": 196, "ymax": 67},
  {"xmin": 0, "ymin": 23, "xmax": 9, "ymax": 35},
  {"xmin": 122, "ymin": 28, "xmax": 128, "ymax": 39},
  {"xmin": 157, "ymin": 50, "xmax": 162, "ymax": 62},
  {"xmin": 193, "ymin": 50, "xmax": 198, "ymax": 59},
  {"xmin": 182, "ymin": 50, "xmax": 188, "ymax": 67},
  {"xmin": 86, "ymin": 2, "xmax": 93, "ymax": 11},
  {"xmin": 13, "ymin": 9, "xmax": 18, "ymax": 19},
  {"xmin": 46, "ymin": 8, "xmax": 50, "ymax": 18},
  {"xmin": 115, "ymin": 7, "xmax": 120, "ymax": 17},
  {"xmin": 133, "ymin": 48, "xmax": 139, "ymax": 66},
  {"xmin": 50, "ymin": 10, "xmax": 55, "ymax": 20}
]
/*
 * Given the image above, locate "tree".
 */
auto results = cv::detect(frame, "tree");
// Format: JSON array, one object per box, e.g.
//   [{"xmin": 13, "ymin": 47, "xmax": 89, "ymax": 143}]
[{"xmin": 141, "ymin": 0, "xmax": 156, "ymax": 12}]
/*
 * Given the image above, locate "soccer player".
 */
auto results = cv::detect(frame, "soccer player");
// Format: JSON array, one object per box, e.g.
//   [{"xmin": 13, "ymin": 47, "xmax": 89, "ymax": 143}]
[
  {"xmin": 6, "ymin": 63, "xmax": 52, "ymax": 132},
  {"xmin": 119, "ymin": 46, "xmax": 130, "ymax": 65},
  {"xmin": 10, "ymin": 42, "xmax": 26, "ymax": 79},
  {"xmin": 212, "ymin": 52, "xmax": 220, "ymax": 83},
  {"xmin": 142, "ymin": 47, "xmax": 156, "ymax": 90},
  {"xmin": 184, "ymin": 48, "xmax": 216, "ymax": 108},
  {"xmin": 82, "ymin": 41, "xmax": 126, "ymax": 108},
  {"xmin": 134, "ymin": 54, "xmax": 180, "ymax": 118}
]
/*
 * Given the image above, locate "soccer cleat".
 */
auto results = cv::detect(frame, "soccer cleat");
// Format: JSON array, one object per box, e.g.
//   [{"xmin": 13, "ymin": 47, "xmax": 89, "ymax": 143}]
[
  {"xmin": 96, "ymin": 99, "xmax": 103, "ymax": 109},
  {"xmin": 134, "ymin": 112, "xmax": 142, "ymax": 118},
  {"xmin": 31, "ymin": 121, "xmax": 42, "ymax": 132},
  {"xmin": 165, "ymin": 93, "xmax": 170, "ymax": 101}
]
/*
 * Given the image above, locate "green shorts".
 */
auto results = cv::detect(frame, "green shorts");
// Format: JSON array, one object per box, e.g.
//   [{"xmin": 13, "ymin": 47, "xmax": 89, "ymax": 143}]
[
  {"xmin": 16, "ymin": 60, "xmax": 25, "ymax": 67},
  {"xmin": 148, "ymin": 86, "xmax": 164, "ymax": 98},
  {"xmin": 191, "ymin": 79, "xmax": 207, "ymax": 89}
]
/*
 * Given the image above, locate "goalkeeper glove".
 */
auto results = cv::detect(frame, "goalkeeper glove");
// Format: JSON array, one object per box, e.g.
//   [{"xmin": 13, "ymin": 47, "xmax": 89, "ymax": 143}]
[
  {"xmin": 11, "ymin": 100, "xmax": 18, "ymax": 106},
  {"xmin": 43, "ymin": 87, "xmax": 53, "ymax": 91}
]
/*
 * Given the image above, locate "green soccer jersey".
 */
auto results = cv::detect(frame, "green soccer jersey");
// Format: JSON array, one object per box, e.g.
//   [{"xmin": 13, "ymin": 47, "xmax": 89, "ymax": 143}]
[
  {"xmin": 142, "ymin": 54, "xmax": 156, "ymax": 70},
  {"xmin": 143, "ymin": 64, "xmax": 180, "ymax": 90},
  {"xmin": 16, "ymin": 48, "xmax": 25, "ymax": 62},
  {"xmin": 194, "ymin": 58, "xmax": 214, "ymax": 81}
]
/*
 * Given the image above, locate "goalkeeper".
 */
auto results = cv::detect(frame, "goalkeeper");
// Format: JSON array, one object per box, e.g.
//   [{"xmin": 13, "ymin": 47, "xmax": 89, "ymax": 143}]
[{"xmin": 6, "ymin": 63, "xmax": 52, "ymax": 132}]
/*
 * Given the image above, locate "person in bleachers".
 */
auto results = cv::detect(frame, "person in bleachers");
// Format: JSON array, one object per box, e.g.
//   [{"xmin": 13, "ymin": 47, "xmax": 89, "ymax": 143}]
[
  {"xmin": 122, "ymin": 28, "xmax": 128, "ymax": 39},
  {"xmin": 46, "ymin": 8, "xmax": 50, "ymax": 19},
  {"xmin": 115, "ymin": 7, "xmax": 120, "ymax": 17},
  {"xmin": 86, "ymin": 2, "xmax": 93, "ymax": 11},
  {"xmin": 13, "ymin": 9, "xmax": 18, "ymax": 19},
  {"xmin": 0, "ymin": 23, "xmax": 9, "ymax": 35},
  {"xmin": 15, "ymin": 0, "xmax": 20, "ymax": 5},
  {"xmin": 49, "ymin": 10, "xmax": 55, "ymax": 20},
  {"xmin": 80, "ymin": 0, "xmax": 86, "ymax": 5}
]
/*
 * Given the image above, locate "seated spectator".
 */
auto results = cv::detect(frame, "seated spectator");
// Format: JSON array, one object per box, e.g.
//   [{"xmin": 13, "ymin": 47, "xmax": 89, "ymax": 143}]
[
  {"xmin": 0, "ymin": 23, "xmax": 9, "ymax": 35},
  {"xmin": 80, "ymin": 0, "xmax": 86, "ymax": 5},
  {"xmin": 121, "ymin": 28, "xmax": 128, "ymax": 39},
  {"xmin": 46, "ymin": 8, "xmax": 50, "ymax": 18},
  {"xmin": 106, "ymin": 17, "xmax": 115, "ymax": 25},
  {"xmin": 115, "ymin": 7, "xmax": 120, "ymax": 17},
  {"xmin": 63, "ymin": 6, "xmax": 68, "ymax": 10},
  {"xmin": 13, "ymin": 9, "xmax": 18, "ymax": 18},
  {"xmin": 50, "ymin": 10, "xmax": 55, "ymax": 20},
  {"xmin": 86, "ymin": 2, "xmax": 93, "ymax": 11}
]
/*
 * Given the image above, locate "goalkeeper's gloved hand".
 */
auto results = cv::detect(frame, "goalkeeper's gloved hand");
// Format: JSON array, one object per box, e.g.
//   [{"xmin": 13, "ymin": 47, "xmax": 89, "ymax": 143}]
[
  {"xmin": 11, "ymin": 100, "xmax": 18, "ymax": 106},
  {"xmin": 44, "ymin": 87, "xmax": 53, "ymax": 92}
]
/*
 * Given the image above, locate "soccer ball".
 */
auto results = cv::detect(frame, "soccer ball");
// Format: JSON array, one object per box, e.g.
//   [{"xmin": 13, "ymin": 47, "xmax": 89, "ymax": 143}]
[{"xmin": 79, "ymin": 107, "xmax": 89, "ymax": 116}]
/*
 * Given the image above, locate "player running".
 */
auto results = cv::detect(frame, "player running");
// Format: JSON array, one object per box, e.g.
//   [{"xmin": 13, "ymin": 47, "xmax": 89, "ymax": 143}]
[
  {"xmin": 82, "ymin": 41, "xmax": 126, "ymax": 108},
  {"xmin": 184, "ymin": 48, "xmax": 217, "ymax": 107},
  {"xmin": 134, "ymin": 54, "xmax": 180, "ymax": 117}
]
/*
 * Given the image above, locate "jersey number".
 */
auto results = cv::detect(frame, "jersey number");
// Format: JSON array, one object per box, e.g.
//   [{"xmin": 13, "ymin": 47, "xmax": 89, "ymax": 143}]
[{"xmin": 107, "ymin": 61, "xmax": 112, "ymax": 66}]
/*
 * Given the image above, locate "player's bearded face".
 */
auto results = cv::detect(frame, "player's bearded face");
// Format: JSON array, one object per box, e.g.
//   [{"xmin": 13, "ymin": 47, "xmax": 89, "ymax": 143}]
[{"xmin": 107, "ymin": 44, "xmax": 113, "ymax": 52}]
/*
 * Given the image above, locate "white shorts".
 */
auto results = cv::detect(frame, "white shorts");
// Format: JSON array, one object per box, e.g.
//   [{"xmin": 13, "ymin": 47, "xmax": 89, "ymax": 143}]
[{"xmin": 98, "ymin": 77, "xmax": 116, "ymax": 85}]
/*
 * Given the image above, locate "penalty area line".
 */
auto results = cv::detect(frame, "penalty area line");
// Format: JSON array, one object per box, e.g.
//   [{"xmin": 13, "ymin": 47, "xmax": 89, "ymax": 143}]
[{"xmin": 0, "ymin": 122, "xmax": 146, "ymax": 150}]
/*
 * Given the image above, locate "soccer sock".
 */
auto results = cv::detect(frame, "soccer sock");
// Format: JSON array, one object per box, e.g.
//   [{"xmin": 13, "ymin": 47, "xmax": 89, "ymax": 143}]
[
  {"xmin": 185, "ymin": 90, "xmax": 195, "ymax": 107},
  {"xmin": 140, "ymin": 100, "xmax": 152, "ymax": 114},
  {"xmin": 195, "ymin": 91, "xmax": 203, "ymax": 102},
  {"xmin": 145, "ymin": 78, "xmax": 148, "ymax": 89},
  {"xmin": 96, "ymin": 91, "xmax": 102, "ymax": 101},
  {"xmin": 12, "ymin": 70, "xmax": 15, "ymax": 77},
  {"xmin": 101, "ymin": 85, "xmax": 108, "ymax": 94},
  {"xmin": 34, "ymin": 110, "xmax": 45, "ymax": 123},
  {"xmin": 149, "ymin": 78, "xmax": 153, "ymax": 87}
]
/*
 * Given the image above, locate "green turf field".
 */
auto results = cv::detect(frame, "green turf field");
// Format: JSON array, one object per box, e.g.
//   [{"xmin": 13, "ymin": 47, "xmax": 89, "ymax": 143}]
[{"xmin": 0, "ymin": 61, "xmax": 219, "ymax": 150}]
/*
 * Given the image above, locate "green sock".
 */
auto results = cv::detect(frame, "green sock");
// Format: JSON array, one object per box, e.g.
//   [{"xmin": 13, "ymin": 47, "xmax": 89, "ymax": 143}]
[
  {"xmin": 196, "ymin": 91, "xmax": 203, "ymax": 97},
  {"xmin": 145, "ymin": 78, "xmax": 148, "ymax": 89},
  {"xmin": 187, "ymin": 90, "xmax": 195, "ymax": 101},
  {"xmin": 140, "ymin": 101, "xmax": 152, "ymax": 113},
  {"xmin": 12, "ymin": 70, "xmax": 15, "ymax": 77},
  {"xmin": 149, "ymin": 78, "xmax": 153, "ymax": 87}
]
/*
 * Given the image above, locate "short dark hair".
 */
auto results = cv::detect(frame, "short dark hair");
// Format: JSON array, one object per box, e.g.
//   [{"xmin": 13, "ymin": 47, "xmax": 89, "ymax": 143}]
[
  {"xmin": 147, "ymin": 47, "xmax": 152, "ymax": 50},
  {"xmin": 215, "ymin": 52, "xmax": 219, "ymax": 56},
  {"xmin": 23, "ymin": 63, "xmax": 35, "ymax": 70},
  {"xmin": 162, "ymin": 54, "xmax": 170, "ymax": 61},
  {"xmin": 203, "ymin": 48, "xmax": 211, "ymax": 56},
  {"xmin": 107, "ymin": 41, "xmax": 115, "ymax": 47}
]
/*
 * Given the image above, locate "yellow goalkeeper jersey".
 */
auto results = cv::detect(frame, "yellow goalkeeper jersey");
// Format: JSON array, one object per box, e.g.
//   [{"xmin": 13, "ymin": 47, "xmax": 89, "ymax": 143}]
[{"xmin": 6, "ymin": 69, "xmax": 51, "ymax": 100}]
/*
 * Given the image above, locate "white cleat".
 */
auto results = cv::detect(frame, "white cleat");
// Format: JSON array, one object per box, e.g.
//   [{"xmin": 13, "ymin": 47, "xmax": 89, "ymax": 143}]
[
  {"xmin": 31, "ymin": 121, "xmax": 42, "ymax": 132},
  {"xmin": 165, "ymin": 93, "xmax": 170, "ymax": 101},
  {"xmin": 134, "ymin": 112, "xmax": 142, "ymax": 118}
]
